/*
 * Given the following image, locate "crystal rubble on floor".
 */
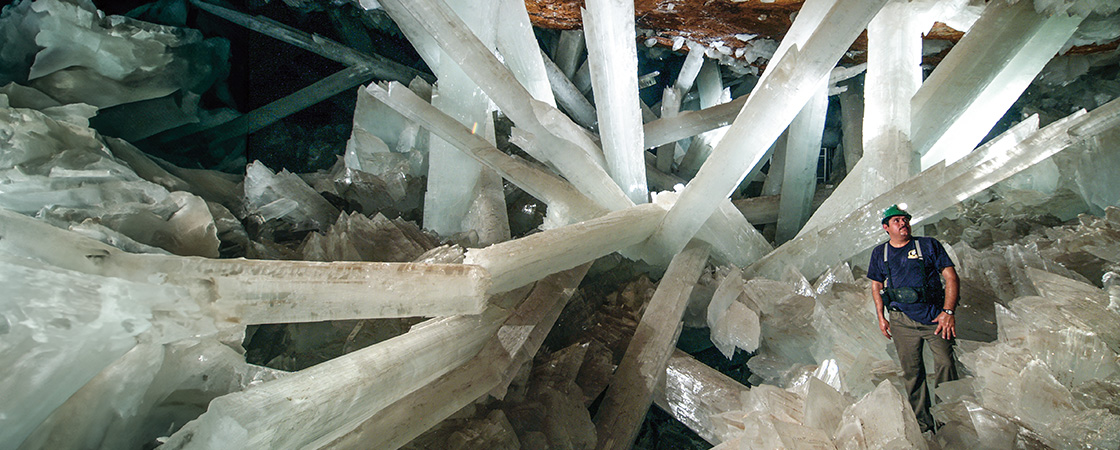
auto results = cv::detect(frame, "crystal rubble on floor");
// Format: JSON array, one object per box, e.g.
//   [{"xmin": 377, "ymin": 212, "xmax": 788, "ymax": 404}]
[
  {"xmin": 942, "ymin": 269, "xmax": 1120, "ymax": 449},
  {"xmin": 746, "ymin": 96, "xmax": 1119, "ymax": 282},
  {"xmin": 644, "ymin": 0, "xmax": 889, "ymax": 262},
  {"xmin": 706, "ymin": 266, "xmax": 761, "ymax": 359},
  {"xmin": 833, "ymin": 380, "xmax": 928, "ymax": 449},
  {"xmin": 18, "ymin": 339, "xmax": 286, "ymax": 450},
  {"xmin": 300, "ymin": 211, "xmax": 438, "ymax": 262},
  {"xmin": 0, "ymin": 0, "xmax": 227, "ymax": 109},
  {"xmin": 316, "ymin": 265, "xmax": 591, "ymax": 450},
  {"xmin": 362, "ymin": 81, "xmax": 607, "ymax": 227},
  {"xmin": 594, "ymin": 240, "xmax": 710, "ymax": 450},
  {"xmin": 243, "ymin": 160, "xmax": 340, "ymax": 234},
  {"xmin": 376, "ymin": 0, "xmax": 634, "ymax": 211},
  {"xmin": 0, "ymin": 89, "xmax": 223, "ymax": 257},
  {"xmin": 0, "ymin": 239, "xmax": 216, "ymax": 448},
  {"xmin": 582, "ymin": 0, "xmax": 647, "ymax": 204},
  {"xmin": 913, "ymin": 0, "xmax": 1088, "ymax": 169}
]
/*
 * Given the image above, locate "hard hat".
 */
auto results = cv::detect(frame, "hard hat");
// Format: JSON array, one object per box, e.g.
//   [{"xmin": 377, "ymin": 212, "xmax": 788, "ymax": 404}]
[{"xmin": 882, "ymin": 203, "xmax": 911, "ymax": 224}]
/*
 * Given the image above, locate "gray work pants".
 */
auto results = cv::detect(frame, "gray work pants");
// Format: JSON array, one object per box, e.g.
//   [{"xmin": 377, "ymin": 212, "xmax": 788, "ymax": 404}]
[{"xmin": 889, "ymin": 310, "xmax": 958, "ymax": 432}]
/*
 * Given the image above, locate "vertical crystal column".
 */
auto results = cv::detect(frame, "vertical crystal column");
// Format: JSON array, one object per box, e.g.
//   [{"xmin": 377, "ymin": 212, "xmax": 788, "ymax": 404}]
[
  {"xmin": 553, "ymin": 30, "xmax": 586, "ymax": 80},
  {"xmin": 644, "ymin": 0, "xmax": 888, "ymax": 261},
  {"xmin": 912, "ymin": 0, "xmax": 1084, "ymax": 168},
  {"xmin": 775, "ymin": 80, "xmax": 829, "ymax": 243},
  {"xmin": 420, "ymin": 0, "xmax": 509, "ymax": 244},
  {"xmin": 594, "ymin": 240, "xmax": 711, "ymax": 450},
  {"xmin": 496, "ymin": 0, "xmax": 555, "ymax": 107},
  {"xmin": 541, "ymin": 48, "xmax": 598, "ymax": 130},
  {"xmin": 582, "ymin": 0, "xmax": 648, "ymax": 204},
  {"xmin": 798, "ymin": 0, "xmax": 924, "ymax": 237}
]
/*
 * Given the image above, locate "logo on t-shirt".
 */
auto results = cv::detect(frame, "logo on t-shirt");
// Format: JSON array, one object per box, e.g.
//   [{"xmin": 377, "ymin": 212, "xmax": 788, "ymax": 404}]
[{"xmin": 907, "ymin": 249, "xmax": 920, "ymax": 259}]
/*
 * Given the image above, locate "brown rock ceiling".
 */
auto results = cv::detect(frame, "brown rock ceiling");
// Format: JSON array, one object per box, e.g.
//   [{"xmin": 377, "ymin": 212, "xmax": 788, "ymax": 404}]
[{"xmin": 524, "ymin": 0, "xmax": 1118, "ymax": 68}]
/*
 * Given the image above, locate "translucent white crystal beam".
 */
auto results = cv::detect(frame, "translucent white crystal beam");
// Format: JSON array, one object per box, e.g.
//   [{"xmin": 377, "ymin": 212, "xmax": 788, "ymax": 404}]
[
  {"xmin": 159, "ymin": 305, "xmax": 511, "ymax": 450},
  {"xmin": 554, "ymin": 30, "xmax": 586, "ymax": 80},
  {"xmin": 377, "ymin": 0, "xmax": 633, "ymax": 210},
  {"xmin": 582, "ymin": 0, "xmax": 648, "ymax": 204},
  {"xmin": 187, "ymin": 0, "xmax": 431, "ymax": 83},
  {"xmin": 656, "ymin": 87, "xmax": 682, "ymax": 172},
  {"xmin": 19, "ymin": 339, "xmax": 285, "ymax": 450},
  {"xmin": 692, "ymin": 199, "xmax": 774, "ymax": 267},
  {"xmin": 0, "ymin": 209, "xmax": 491, "ymax": 323},
  {"xmin": 642, "ymin": 95, "xmax": 746, "ymax": 150},
  {"xmin": 496, "ymin": 0, "xmax": 555, "ymax": 106},
  {"xmin": 675, "ymin": 43, "xmax": 706, "ymax": 94},
  {"xmin": 745, "ymin": 99, "xmax": 1117, "ymax": 281},
  {"xmin": 912, "ymin": 0, "xmax": 1084, "ymax": 168},
  {"xmin": 594, "ymin": 240, "xmax": 711, "ymax": 450},
  {"xmin": 465, "ymin": 203, "xmax": 666, "ymax": 293},
  {"xmin": 421, "ymin": 0, "xmax": 507, "ymax": 241},
  {"xmin": 644, "ymin": 0, "xmax": 889, "ymax": 260},
  {"xmin": 184, "ymin": 65, "xmax": 378, "ymax": 146},
  {"xmin": 775, "ymin": 80, "xmax": 828, "ymax": 243},
  {"xmin": 653, "ymin": 349, "xmax": 751, "ymax": 445},
  {"xmin": 541, "ymin": 48, "xmax": 599, "ymax": 130},
  {"xmin": 364, "ymin": 82, "xmax": 607, "ymax": 224},
  {"xmin": 797, "ymin": 0, "xmax": 924, "ymax": 237},
  {"xmin": 676, "ymin": 60, "xmax": 728, "ymax": 177},
  {"xmin": 316, "ymin": 265, "xmax": 590, "ymax": 450}
]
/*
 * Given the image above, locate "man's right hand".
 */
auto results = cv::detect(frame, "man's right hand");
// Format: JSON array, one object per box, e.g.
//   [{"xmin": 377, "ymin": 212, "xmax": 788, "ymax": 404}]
[{"xmin": 879, "ymin": 316, "xmax": 892, "ymax": 339}]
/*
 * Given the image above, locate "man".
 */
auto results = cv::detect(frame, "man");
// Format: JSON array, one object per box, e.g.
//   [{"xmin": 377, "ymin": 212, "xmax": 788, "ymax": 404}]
[{"xmin": 867, "ymin": 204, "xmax": 959, "ymax": 433}]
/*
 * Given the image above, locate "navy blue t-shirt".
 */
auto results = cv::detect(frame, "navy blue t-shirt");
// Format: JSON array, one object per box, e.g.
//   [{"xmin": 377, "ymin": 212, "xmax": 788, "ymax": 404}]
[{"xmin": 867, "ymin": 237, "xmax": 954, "ymax": 324}]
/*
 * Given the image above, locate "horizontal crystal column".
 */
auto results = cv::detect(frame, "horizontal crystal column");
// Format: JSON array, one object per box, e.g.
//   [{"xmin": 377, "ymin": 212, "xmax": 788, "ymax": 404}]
[
  {"xmin": 642, "ymin": 95, "xmax": 746, "ymax": 149},
  {"xmin": 316, "ymin": 264, "xmax": 590, "ymax": 450},
  {"xmin": 0, "ymin": 209, "xmax": 491, "ymax": 323},
  {"xmin": 172, "ymin": 259, "xmax": 491, "ymax": 323},
  {"xmin": 594, "ymin": 240, "xmax": 711, "ymax": 450},
  {"xmin": 653, "ymin": 349, "xmax": 751, "ymax": 445},
  {"xmin": 465, "ymin": 203, "xmax": 666, "ymax": 293}
]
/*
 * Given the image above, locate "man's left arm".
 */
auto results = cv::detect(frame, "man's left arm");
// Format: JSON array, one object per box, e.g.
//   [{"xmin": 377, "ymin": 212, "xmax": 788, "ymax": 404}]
[{"xmin": 934, "ymin": 266, "xmax": 958, "ymax": 339}]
